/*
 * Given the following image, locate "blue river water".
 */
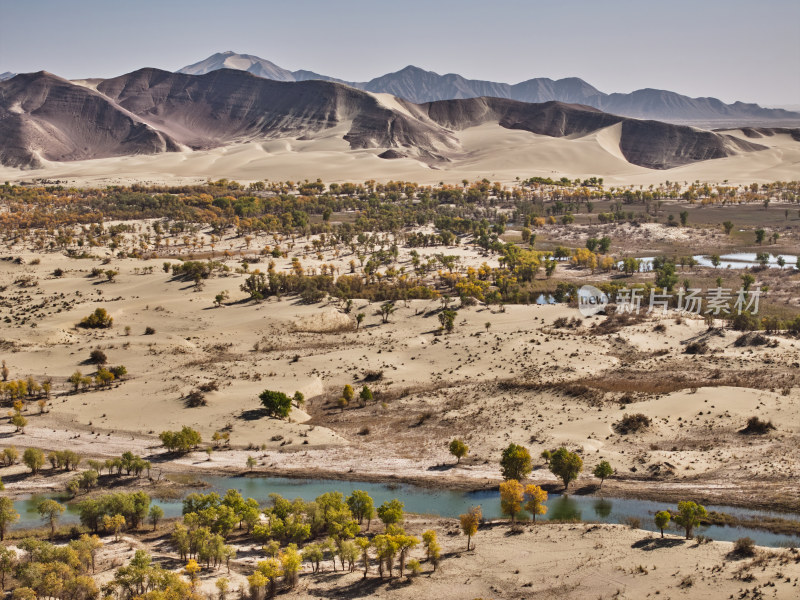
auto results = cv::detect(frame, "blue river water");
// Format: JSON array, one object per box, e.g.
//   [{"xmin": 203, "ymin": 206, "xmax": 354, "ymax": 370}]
[{"xmin": 10, "ymin": 475, "xmax": 800, "ymax": 548}]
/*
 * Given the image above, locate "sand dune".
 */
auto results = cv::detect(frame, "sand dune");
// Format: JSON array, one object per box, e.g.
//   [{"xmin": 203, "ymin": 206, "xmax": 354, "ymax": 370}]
[{"xmin": 2, "ymin": 121, "xmax": 797, "ymax": 187}]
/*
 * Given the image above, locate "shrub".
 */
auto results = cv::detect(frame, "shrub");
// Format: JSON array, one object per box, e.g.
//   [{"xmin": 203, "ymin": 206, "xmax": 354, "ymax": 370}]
[
  {"xmin": 159, "ymin": 427, "xmax": 202, "ymax": 453},
  {"xmin": 78, "ymin": 308, "xmax": 113, "ymax": 329},
  {"xmin": 732, "ymin": 537, "xmax": 756, "ymax": 557},
  {"xmin": 406, "ymin": 558, "xmax": 421, "ymax": 576},
  {"xmin": 739, "ymin": 416, "xmax": 775, "ymax": 435},
  {"xmin": 730, "ymin": 313, "xmax": 761, "ymax": 331},
  {"xmin": 622, "ymin": 516, "xmax": 641, "ymax": 529},
  {"xmin": 733, "ymin": 332, "xmax": 768, "ymax": 346},
  {"xmin": 613, "ymin": 413, "xmax": 652, "ymax": 434},
  {"xmin": 184, "ymin": 390, "xmax": 207, "ymax": 408},
  {"xmin": 144, "ymin": 326, "xmax": 156, "ymax": 335},
  {"xmin": 684, "ymin": 340, "xmax": 708, "ymax": 355},
  {"xmin": 198, "ymin": 380, "xmax": 219, "ymax": 392},
  {"xmin": 89, "ymin": 349, "xmax": 107, "ymax": 365}
]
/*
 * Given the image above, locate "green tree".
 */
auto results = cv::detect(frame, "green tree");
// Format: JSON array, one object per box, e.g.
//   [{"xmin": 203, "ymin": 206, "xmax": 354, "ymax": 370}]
[
  {"xmin": 422, "ymin": 529, "xmax": 440, "ymax": 570},
  {"xmin": 103, "ymin": 513, "xmax": 126, "ymax": 541},
  {"xmin": 12, "ymin": 588, "xmax": 36, "ymax": 600},
  {"xmin": 149, "ymin": 505, "xmax": 164, "ymax": 531},
  {"xmin": 11, "ymin": 413, "xmax": 26, "ymax": 433},
  {"xmin": 68, "ymin": 370, "xmax": 83, "ymax": 392},
  {"xmin": 377, "ymin": 499, "xmax": 404, "ymax": 528},
  {"xmin": 259, "ymin": 390, "xmax": 293, "ymax": 419},
  {"xmin": 674, "ymin": 501, "xmax": 707, "ymax": 539},
  {"xmin": 214, "ymin": 290, "xmax": 229, "ymax": 307},
  {"xmin": 500, "ymin": 443, "xmax": 532, "ymax": 480},
  {"xmin": 159, "ymin": 427, "xmax": 202, "ymax": 453},
  {"xmin": 281, "ymin": 543, "xmax": 302, "ymax": 588},
  {"xmin": 240, "ymin": 271, "xmax": 268, "ymax": 300},
  {"xmin": 355, "ymin": 313, "xmax": 365, "ymax": 330},
  {"xmin": 449, "ymin": 438, "xmax": 469, "ymax": 464},
  {"xmin": 359, "ymin": 385, "xmax": 372, "ymax": 406},
  {"xmin": 654, "ymin": 510, "xmax": 671, "ymax": 538},
  {"xmin": 394, "ymin": 534, "xmax": 419, "ymax": 577},
  {"xmin": 22, "ymin": 447, "xmax": 44, "ymax": 474},
  {"xmin": 722, "ymin": 221, "xmax": 734, "ymax": 235},
  {"xmin": 654, "ymin": 258, "xmax": 678, "ymax": 291},
  {"xmin": 438, "ymin": 309, "xmax": 456, "ymax": 333},
  {"xmin": 346, "ymin": 490, "xmax": 375, "ymax": 529},
  {"xmin": 755, "ymin": 228, "xmax": 766, "ymax": 244},
  {"xmin": 354, "ymin": 537, "xmax": 370, "ymax": 578},
  {"xmin": 679, "ymin": 211, "xmax": 689, "ymax": 226},
  {"xmin": 379, "ymin": 302, "xmax": 396, "ymax": 324},
  {"xmin": 37, "ymin": 499, "xmax": 65, "ymax": 538},
  {"xmin": 0, "ymin": 545, "xmax": 16, "ymax": 590},
  {"xmin": 593, "ymin": 461, "xmax": 613, "ymax": 488},
  {"xmin": 549, "ymin": 447, "xmax": 583, "ymax": 491},
  {"xmin": 0, "ymin": 497, "xmax": 19, "ymax": 541}
]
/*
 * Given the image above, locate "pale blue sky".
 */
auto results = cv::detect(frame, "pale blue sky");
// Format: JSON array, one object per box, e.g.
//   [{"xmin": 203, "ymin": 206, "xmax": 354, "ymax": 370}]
[{"xmin": 2, "ymin": 0, "xmax": 798, "ymax": 105}]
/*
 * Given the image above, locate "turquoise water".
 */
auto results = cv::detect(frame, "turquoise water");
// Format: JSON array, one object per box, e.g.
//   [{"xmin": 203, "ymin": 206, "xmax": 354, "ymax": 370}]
[
  {"xmin": 622, "ymin": 253, "xmax": 799, "ymax": 272},
  {"xmin": 10, "ymin": 475, "xmax": 800, "ymax": 547}
]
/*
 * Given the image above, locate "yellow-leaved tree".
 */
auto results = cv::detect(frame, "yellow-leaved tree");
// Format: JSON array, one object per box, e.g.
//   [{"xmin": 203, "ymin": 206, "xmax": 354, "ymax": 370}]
[
  {"xmin": 499, "ymin": 479, "xmax": 524, "ymax": 522},
  {"xmin": 524, "ymin": 484, "xmax": 548, "ymax": 523},
  {"xmin": 459, "ymin": 505, "xmax": 482, "ymax": 551}
]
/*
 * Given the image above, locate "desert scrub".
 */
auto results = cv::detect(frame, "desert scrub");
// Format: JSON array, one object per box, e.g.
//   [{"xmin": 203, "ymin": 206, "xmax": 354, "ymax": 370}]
[{"xmin": 613, "ymin": 413, "xmax": 652, "ymax": 434}]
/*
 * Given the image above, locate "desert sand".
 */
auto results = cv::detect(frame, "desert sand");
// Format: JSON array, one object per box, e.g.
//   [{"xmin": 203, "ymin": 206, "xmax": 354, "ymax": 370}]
[
  {"xmin": 1, "ymin": 124, "xmax": 798, "ymax": 188},
  {"xmin": 1, "ymin": 226, "xmax": 798, "ymax": 504},
  {"xmin": 9, "ymin": 518, "xmax": 800, "ymax": 600},
  {"xmin": 1, "ymin": 205, "xmax": 798, "ymax": 599}
]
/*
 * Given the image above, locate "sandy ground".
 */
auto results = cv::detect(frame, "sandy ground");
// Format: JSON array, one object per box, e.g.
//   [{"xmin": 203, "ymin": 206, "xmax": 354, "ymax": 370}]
[
  {"xmin": 8, "ymin": 518, "xmax": 800, "ymax": 600},
  {"xmin": 1, "ymin": 220, "xmax": 799, "ymax": 599},
  {"xmin": 0, "ymin": 231, "xmax": 798, "ymax": 511},
  {"xmin": 1, "ymin": 124, "xmax": 798, "ymax": 188}
]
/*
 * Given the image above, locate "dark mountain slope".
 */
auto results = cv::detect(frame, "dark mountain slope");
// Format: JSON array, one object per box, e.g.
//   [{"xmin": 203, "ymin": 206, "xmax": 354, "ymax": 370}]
[
  {"xmin": 96, "ymin": 68, "xmax": 459, "ymax": 158},
  {"xmin": 0, "ymin": 68, "xmax": 769, "ymax": 170},
  {"xmin": 419, "ymin": 97, "xmax": 766, "ymax": 168},
  {"xmin": 0, "ymin": 72, "xmax": 180, "ymax": 169}
]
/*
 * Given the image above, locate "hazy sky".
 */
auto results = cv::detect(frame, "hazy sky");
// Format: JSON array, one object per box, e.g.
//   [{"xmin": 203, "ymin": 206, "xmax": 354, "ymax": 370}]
[{"xmin": 2, "ymin": 0, "xmax": 798, "ymax": 105}]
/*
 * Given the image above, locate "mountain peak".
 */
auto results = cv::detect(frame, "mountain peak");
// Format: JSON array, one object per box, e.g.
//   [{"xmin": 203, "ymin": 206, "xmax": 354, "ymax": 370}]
[
  {"xmin": 173, "ymin": 52, "xmax": 800, "ymax": 124},
  {"xmin": 177, "ymin": 51, "xmax": 296, "ymax": 82}
]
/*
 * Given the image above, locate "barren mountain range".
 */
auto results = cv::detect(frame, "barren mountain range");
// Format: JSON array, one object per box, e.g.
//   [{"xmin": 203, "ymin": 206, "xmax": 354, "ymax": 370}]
[
  {"xmin": 0, "ymin": 67, "xmax": 779, "ymax": 172},
  {"xmin": 179, "ymin": 52, "xmax": 800, "ymax": 124}
]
